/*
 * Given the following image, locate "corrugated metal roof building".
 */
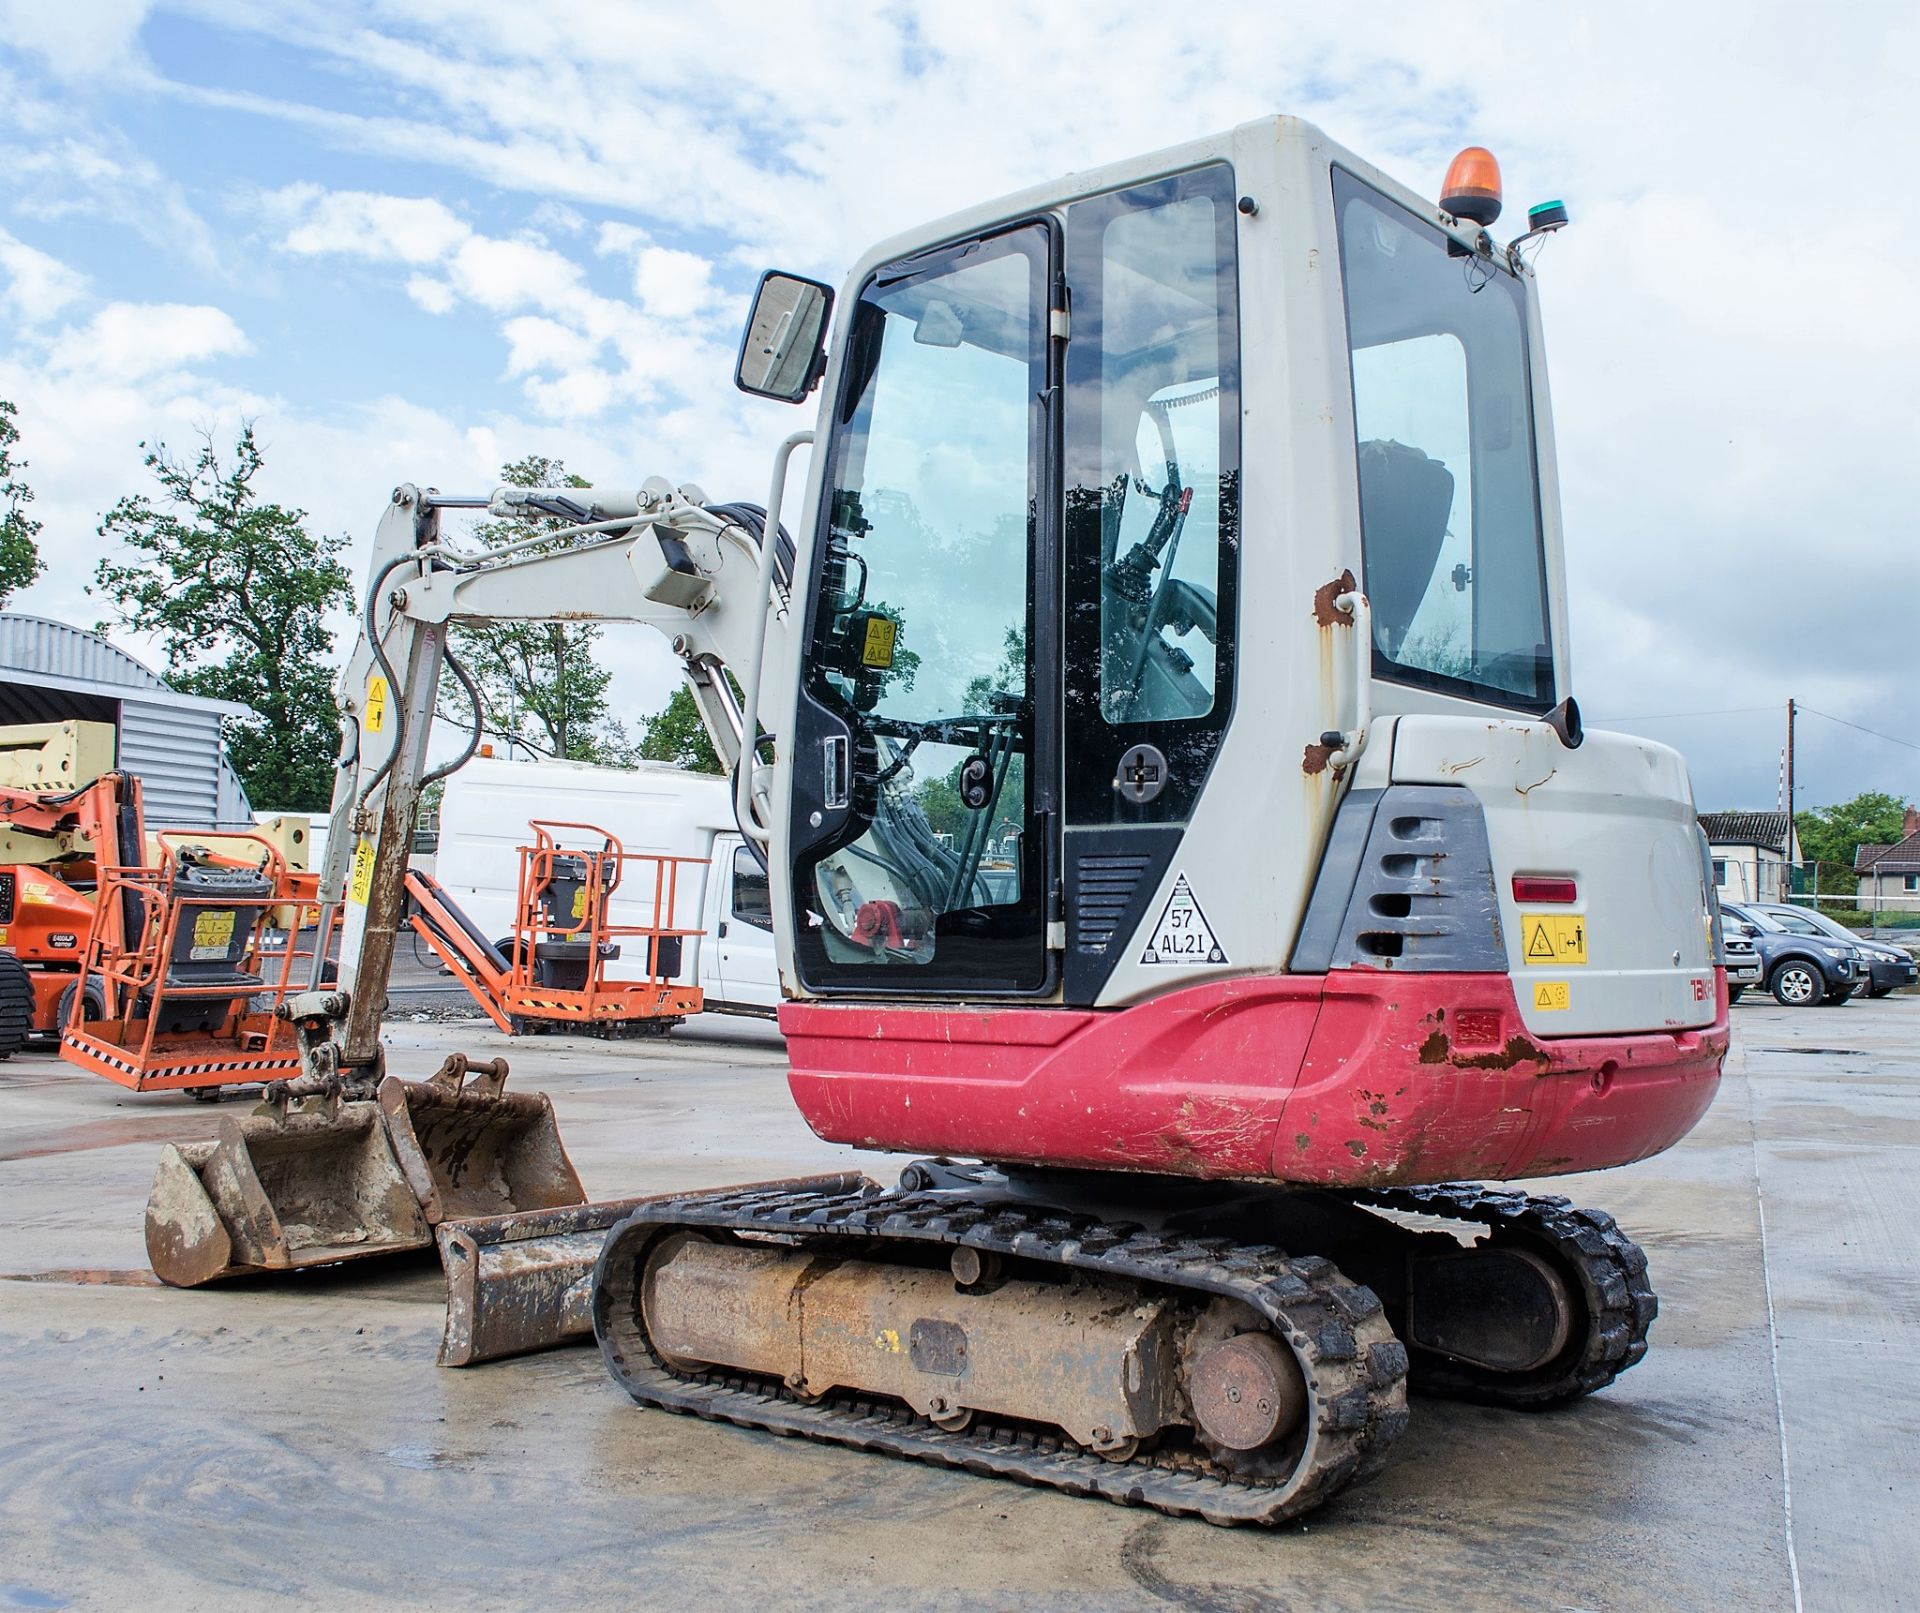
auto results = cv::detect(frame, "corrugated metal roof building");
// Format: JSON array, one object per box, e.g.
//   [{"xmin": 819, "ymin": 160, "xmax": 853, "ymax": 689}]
[{"xmin": 0, "ymin": 613, "xmax": 254, "ymax": 827}]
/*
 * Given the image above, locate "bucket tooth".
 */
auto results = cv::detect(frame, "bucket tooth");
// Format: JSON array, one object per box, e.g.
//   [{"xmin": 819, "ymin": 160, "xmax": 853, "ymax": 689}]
[
  {"xmin": 145, "ymin": 1142, "xmax": 233, "ymax": 1287},
  {"xmin": 378, "ymin": 1056, "xmax": 585, "ymax": 1225},
  {"xmin": 143, "ymin": 1100, "xmax": 431, "ymax": 1286}
]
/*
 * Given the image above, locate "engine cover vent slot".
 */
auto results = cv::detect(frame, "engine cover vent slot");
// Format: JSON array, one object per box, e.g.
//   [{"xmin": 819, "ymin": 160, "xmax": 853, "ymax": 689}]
[{"xmin": 1293, "ymin": 785, "xmax": 1504, "ymax": 973}]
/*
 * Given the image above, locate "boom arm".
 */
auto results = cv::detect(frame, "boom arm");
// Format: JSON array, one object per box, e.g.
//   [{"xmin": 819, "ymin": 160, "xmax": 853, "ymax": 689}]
[{"xmin": 310, "ymin": 476, "xmax": 794, "ymax": 1085}]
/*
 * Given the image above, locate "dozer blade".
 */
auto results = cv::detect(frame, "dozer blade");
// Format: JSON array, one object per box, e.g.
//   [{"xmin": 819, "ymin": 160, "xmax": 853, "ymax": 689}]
[
  {"xmin": 144, "ymin": 1100, "xmax": 432, "ymax": 1287},
  {"xmin": 437, "ymin": 1174, "xmax": 868, "ymax": 1368},
  {"xmin": 378, "ymin": 1054, "xmax": 585, "ymax": 1226}
]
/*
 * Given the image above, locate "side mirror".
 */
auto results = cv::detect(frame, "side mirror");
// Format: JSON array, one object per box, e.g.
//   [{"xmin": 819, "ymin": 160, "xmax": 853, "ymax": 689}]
[{"xmin": 735, "ymin": 270, "xmax": 834, "ymax": 402}]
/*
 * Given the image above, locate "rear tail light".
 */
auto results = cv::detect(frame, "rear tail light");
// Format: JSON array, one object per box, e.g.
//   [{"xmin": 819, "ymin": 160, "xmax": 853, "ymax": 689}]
[{"xmin": 1513, "ymin": 876, "xmax": 1578, "ymax": 904}]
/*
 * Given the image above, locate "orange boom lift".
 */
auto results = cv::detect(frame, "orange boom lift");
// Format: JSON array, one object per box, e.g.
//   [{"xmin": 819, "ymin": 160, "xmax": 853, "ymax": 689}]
[{"xmin": 405, "ymin": 819, "xmax": 704, "ymax": 1035}]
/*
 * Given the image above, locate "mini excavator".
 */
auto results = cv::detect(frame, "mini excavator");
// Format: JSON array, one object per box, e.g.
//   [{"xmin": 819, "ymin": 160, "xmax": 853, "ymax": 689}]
[{"xmin": 149, "ymin": 120, "xmax": 1726, "ymax": 1524}]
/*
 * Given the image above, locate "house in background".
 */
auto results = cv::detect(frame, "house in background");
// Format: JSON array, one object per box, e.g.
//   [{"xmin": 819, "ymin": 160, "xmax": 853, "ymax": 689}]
[
  {"xmin": 1855, "ymin": 807, "xmax": 1920, "ymax": 912},
  {"xmin": 1699, "ymin": 810, "xmax": 1794, "ymax": 904}
]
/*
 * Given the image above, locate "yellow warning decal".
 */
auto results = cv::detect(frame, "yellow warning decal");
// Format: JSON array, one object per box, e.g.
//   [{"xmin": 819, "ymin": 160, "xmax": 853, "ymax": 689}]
[
  {"xmin": 571, "ymin": 886, "xmax": 588, "ymax": 920},
  {"xmin": 365, "ymin": 674, "xmax": 389, "ymax": 734},
  {"xmin": 1534, "ymin": 981, "xmax": 1571, "ymax": 1011},
  {"xmin": 190, "ymin": 910, "xmax": 236, "ymax": 957},
  {"xmin": 1522, "ymin": 912, "xmax": 1588, "ymax": 966},
  {"xmin": 861, "ymin": 615, "xmax": 897, "ymax": 669},
  {"xmin": 348, "ymin": 838, "xmax": 376, "ymax": 905}
]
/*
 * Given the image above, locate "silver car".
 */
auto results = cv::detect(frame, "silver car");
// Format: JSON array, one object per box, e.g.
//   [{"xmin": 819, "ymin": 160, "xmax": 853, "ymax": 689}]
[{"xmin": 1719, "ymin": 911, "xmax": 1764, "ymax": 1001}]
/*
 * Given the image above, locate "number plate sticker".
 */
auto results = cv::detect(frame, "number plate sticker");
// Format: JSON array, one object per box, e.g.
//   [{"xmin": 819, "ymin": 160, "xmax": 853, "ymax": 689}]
[
  {"xmin": 190, "ymin": 909, "xmax": 237, "ymax": 961},
  {"xmin": 1533, "ymin": 981, "xmax": 1571, "ymax": 1011},
  {"xmin": 1140, "ymin": 871, "xmax": 1227, "ymax": 966},
  {"xmin": 1522, "ymin": 913, "xmax": 1588, "ymax": 966}
]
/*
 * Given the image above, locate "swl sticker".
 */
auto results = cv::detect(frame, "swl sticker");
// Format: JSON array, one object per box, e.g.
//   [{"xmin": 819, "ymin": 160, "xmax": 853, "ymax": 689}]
[{"xmin": 1141, "ymin": 872, "xmax": 1227, "ymax": 966}]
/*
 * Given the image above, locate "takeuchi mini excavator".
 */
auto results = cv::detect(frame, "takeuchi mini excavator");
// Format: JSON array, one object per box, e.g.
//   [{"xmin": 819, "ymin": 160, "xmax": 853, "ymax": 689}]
[{"xmin": 150, "ymin": 119, "xmax": 1727, "ymax": 1525}]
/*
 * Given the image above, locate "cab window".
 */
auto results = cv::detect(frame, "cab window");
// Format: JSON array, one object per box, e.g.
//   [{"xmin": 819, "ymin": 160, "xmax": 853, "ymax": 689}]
[{"xmin": 1335, "ymin": 169, "xmax": 1554, "ymax": 710}]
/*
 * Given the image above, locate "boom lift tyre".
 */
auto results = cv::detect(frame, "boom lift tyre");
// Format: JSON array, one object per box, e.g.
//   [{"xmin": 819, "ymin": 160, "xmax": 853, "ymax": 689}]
[
  {"xmin": 149, "ymin": 116, "xmax": 1730, "ymax": 1523},
  {"xmin": 0, "ymin": 951, "xmax": 33, "ymax": 1058}
]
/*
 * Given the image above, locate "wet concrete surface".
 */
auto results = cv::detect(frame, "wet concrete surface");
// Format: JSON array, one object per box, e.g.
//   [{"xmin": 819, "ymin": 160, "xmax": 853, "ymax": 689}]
[{"xmin": 1, "ymin": 996, "xmax": 1915, "ymax": 1610}]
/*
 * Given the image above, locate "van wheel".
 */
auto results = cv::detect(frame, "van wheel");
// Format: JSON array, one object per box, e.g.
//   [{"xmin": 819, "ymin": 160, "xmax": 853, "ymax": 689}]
[
  {"xmin": 1769, "ymin": 960, "xmax": 1824, "ymax": 1007},
  {"xmin": 1728, "ymin": 986, "xmax": 1746, "ymax": 1004}
]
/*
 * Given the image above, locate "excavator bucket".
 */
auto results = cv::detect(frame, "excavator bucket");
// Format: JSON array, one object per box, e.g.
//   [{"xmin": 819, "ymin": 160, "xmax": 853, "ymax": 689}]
[
  {"xmin": 144, "ymin": 1099, "xmax": 431, "ymax": 1287},
  {"xmin": 436, "ymin": 1196, "xmax": 656, "ymax": 1366},
  {"xmin": 377, "ymin": 1054, "xmax": 585, "ymax": 1226}
]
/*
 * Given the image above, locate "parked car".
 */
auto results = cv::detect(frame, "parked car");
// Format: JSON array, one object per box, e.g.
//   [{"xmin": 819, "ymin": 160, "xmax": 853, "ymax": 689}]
[
  {"xmin": 1748, "ymin": 904, "xmax": 1919, "ymax": 998},
  {"xmin": 1722, "ymin": 901, "xmax": 1862, "ymax": 1007},
  {"xmin": 1718, "ymin": 911, "xmax": 1764, "ymax": 1002}
]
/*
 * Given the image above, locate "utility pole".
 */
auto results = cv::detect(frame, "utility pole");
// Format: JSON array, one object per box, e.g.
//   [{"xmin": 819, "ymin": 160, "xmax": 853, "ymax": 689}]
[{"xmin": 1785, "ymin": 697, "xmax": 1797, "ymax": 897}]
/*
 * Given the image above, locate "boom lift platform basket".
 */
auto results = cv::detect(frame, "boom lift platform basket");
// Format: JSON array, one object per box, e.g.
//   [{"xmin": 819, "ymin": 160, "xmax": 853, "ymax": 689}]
[{"xmin": 60, "ymin": 829, "xmax": 340, "ymax": 1093}]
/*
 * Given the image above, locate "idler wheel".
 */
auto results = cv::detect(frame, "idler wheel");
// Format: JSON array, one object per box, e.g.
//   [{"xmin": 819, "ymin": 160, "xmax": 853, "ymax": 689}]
[{"xmin": 1187, "ymin": 1331, "xmax": 1306, "ymax": 1453}]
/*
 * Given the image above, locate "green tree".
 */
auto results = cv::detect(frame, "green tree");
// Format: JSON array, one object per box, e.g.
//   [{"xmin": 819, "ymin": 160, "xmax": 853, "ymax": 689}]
[
  {"xmin": 92, "ymin": 425, "xmax": 351, "ymax": 810},
  {"xmin": 914, "ymin": 624, "xmax": 1026, "ymax": 836},
  {"xmin": 451, "ymin": 456, "xmax": 630, "ymax": 763},
  {"xmin": 0, "ymin": 399, "xmax": 48, "ymax": 605},
  {"xmin": 1797, "ymin": 791, "xmax": 1910, "ymax": 891},
  {"xmin": 634, "ymin": 683, "xmax": 723, "ymax": 773}
]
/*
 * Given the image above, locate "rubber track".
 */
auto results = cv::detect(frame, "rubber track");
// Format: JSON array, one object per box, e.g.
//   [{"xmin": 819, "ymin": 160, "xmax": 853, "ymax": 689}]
[
  {"xmin": 594, "ymin": 1181, "xmax": 1411, "ymax": 1526},
  {"xmin": 1351, "ymin": 1183, "xmax": 1657, "ymax": 1407}
]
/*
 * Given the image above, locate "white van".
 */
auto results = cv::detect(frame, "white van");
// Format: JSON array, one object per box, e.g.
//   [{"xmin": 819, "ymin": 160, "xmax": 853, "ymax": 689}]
[{"xmin": 432, "ymin": 756, "xmax": 779, "ymax": 1017}]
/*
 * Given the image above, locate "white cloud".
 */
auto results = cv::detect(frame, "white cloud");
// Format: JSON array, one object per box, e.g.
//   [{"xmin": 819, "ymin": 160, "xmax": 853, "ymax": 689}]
[
  {"xmin": 595, "ymin": 221, "xmax": 649, "ymax": 258},
  {"xmin": 0, "ymin": 228, "xmax": 88, "ymax": 323},
  {"xmin": 404, "ymin": 274, "xmax": 457, "ymax": 314},
  {"xmin": 0, "ymin": 63, "xmax": 222, "ymax": 272},
  {"xmin": 500, "ymin": 315, "xmax": 598, "ymax": 378},
  {"xmin": 0, "ymin": 0, "xmax": 153, "ymax": 75},
  {"xmin": 271, "ymin": 185, "xmax": 473, "ymax": 265},
  {"xmin": 530, "ymin": 200, "xmax": 586, "ymax": 237},
  {"xmin": 632, "ymin": 247, "xmax": 713, "ymax": 319},
  {"xmin": 265, "ymin": 182, "xmax": 739, "ymax": 428},
  {"xmin": 51, "ymin": 301, "xmax": 251, "ymax": 380},
  {"xmin": 445, "ymin": 233, "xmax": 582, "ymax": 312}
]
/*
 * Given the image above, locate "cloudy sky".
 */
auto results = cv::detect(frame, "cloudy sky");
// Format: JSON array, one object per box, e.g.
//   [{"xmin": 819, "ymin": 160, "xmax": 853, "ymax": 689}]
[{"xmin": 0, "ymin": 1, "xmax": 1913, "ymax": 812}]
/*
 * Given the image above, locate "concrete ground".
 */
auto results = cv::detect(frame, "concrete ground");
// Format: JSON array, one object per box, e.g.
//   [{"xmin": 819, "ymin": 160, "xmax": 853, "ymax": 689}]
[{"xmin": 2, "ymin": 995, "xmax": 1915, "ymax": 1612}]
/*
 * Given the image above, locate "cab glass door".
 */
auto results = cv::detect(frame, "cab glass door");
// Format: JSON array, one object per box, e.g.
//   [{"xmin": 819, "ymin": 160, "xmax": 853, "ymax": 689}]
[{"xmin": 789, "ymin": 223, "xmax": 1054, "ymax": 994}]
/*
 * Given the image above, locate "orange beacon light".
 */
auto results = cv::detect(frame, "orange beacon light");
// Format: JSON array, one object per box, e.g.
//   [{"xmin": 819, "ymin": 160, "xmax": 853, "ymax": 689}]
[{"xmin": 1441, "ymin": 146, "xmax": 1503, "ymax": 227}]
